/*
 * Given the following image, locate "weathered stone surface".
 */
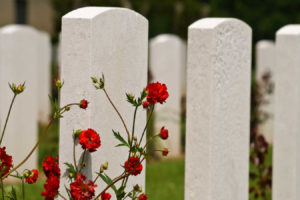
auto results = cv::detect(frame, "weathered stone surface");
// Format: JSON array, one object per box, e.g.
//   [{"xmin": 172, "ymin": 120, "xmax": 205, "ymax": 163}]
[
  {"xmin": 60, "ymin": 7, "xmax": 148, "ymax": 198},
  {"xmin": 273, "ymin": 25, "xmax": 300, "ymax": 200},
  {"xmin": 185, "ymin": 18, "xmax": 251, "ymax": 200},
  {"xmin": 37, "ymin": 31, "xmax": 51, "ymax": 124},
  {"xmin": 0, "ymin": 25, "xmax": 39, "ymax": 173},
  {"xmin": 149, "ymin": 34, "xmax": 186, "ymax": 157}
]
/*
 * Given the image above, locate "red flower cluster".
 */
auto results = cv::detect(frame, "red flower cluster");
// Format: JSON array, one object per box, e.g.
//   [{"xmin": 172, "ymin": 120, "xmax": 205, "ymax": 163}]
[
  {"xmin": 41, "ymin": 176, "xmax": 60, "ymax": 200},
  {"xmin": 80, "ymin": 99, "xmax": 89, "ymax": 109},
  {"xmin": 139, "ymin": 194, "xmax": 147, "ymax": 200},
  {"xmin": 124, "ymin": 157, "xmax": 143, "ymax": 176},
  {"xmin": 162, "ymin": 148, "xmax": 169, "ymax": 156},
  {"xmin": 101, "ymin": 191, "xmax": 112, "ymax": 200},
  {"xmin": 160, "ymin": 126, "xmax": 168, "ymax": 140},
  {"xmin": 70, "ymin": 174, "xmax": 97, "ymax": 200},
  {"xmin": 79, "ymin": 129, "xmax": 101, "ymax": 152},
  {"xmin": 41, "ymin": 156, "xmax": 60, "ymax": 200},
  {"xmin": 145, "ymin": 82, "xmax": 169, "ymax": 105},
  {"xmin": 0, "ymin": 147, "xmax": 12, "ymax": 179},
  {"xmin": 25, "ymin": 169, "xmax": 39, "ymax": 184}
]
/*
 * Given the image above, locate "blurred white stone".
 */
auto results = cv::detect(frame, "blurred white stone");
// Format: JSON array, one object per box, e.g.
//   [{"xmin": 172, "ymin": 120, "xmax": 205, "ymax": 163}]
[
  {"xmin": 273, "ymin": 25, "xmax": 300, "ymax": 200},
  {"xmin": 255, "ymin": 40, "xmax": 275, "ymax": 144},
  {"xmin": 37, "ymin": 31, "xmax": 51, "ymax": 124},
  {"xmin": 60, "ymin": 7, "xmax": 148, "ymax": 198},
  {"xmin": 149, "ymin": 34, "xmax": 186, "ymax": 157},
  {"xmin": 185, "ymin": 18, "xmax": 251, "ymax": 200},
  {"xmin": 0, "ymin": 25, "xmax": 39, "ymax": 174}
]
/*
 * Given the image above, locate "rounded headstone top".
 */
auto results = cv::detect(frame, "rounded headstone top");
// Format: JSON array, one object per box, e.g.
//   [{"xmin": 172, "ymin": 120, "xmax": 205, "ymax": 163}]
[
  {"xmin": 276, "ymin": 25, "xmax": 300, "ymax": 35},
  {"xmin": 151, "ymin": 34, "xmax": 182, "ymax": 44},
  {"xmin": 256, "ymin": 40, "xmax": 275, "ymax": 49},
  {"xmin": 0, "ymin": 24, "xmax": 38, "ymax": 35},
  {"xmin": 189, "ymin": 17, "xmax": 251, "ymax": 31},
  {"xmin": 63, "ymin": 6, "xmax": 147, "ymax": 23}
]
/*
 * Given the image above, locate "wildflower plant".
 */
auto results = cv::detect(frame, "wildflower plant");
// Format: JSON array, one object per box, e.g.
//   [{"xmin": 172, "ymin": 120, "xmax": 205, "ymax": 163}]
[{"xmin": 0, "ymin": 73, "xmax": 170, "ymax": 200}]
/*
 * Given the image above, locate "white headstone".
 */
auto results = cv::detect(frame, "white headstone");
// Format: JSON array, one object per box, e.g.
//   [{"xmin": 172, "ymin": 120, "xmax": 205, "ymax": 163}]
[
  {"xmin": 149, "ymin": 34, "xmax": 186, "ymax": 157},
  {"xmin": 37, "ymin": 31, "xmax": 51, "ymax": 124},
  {"xmin": 60, "ymin": 7, "xmax": 148, "ymax": 198},
  {"xmin": 185, "ymin": 18, "xmax": 251, "ymax": 200},
  {"xmin": 273, "ymin": 25, "xmax": 300, "ymax": 200},
  {"xmin": 255, "ymin": 40, "xmax": 275, "ymax": 144},
  {"xmin": 0, "ymin": 25, "xmax": 39, "ymax": 173}
]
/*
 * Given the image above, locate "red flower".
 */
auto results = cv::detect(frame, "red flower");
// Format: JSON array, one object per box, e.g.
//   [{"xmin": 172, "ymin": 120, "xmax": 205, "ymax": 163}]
[
  {"xmin": 145, "ymin": 82, "xmax": 169, "ymax": 104},
  {"xmin": 124, "ymin": 157, "xmax": 143, "ymax": 176},
  {"xmin": 79, "ymin": 129, "xmax": 101, "ymax": 152},
  {"xmin": 0, "ymin": 147, "xmax": 12, "ymax": 178},
  {"xmin": 80, "ymin": 99, "xmax": 89, "ymax": 109},
  {"xmin": 142, "ymin": 101, "xmax": 149, "ymax": 109},
  {"xmin": 42, "ymin": 156, "xmax": 60, "ymax": 178},
  {"xmin": 70, "ymin": 174, "xmax": 97, "ymax": 200},
  {"xmin": 160, "ymin": 126, "xmax": 168, "ymax": 140},
  {"xmin": 162, "ymin": 148, "xmax": 169, "ymax": 156},
  {"xmin": 101, "ymin": 192, "xmax": 112, "ymax": 200},
  {"xmin": 25, "ymin": 169, "xmax": 39, "ymax": 184},
  {"xmin": 139, "ymin": 194, "xmax": 147, "ymax": 200},
  {"xmin": 41, "ymin": 176, "xmax": 60, "ymax": 200}
]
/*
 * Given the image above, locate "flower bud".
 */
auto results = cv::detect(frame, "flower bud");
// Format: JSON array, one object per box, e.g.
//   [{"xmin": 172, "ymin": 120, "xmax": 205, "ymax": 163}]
[
  {"xmin": 102, "ymin": 161, "xmax": 108, "ymax": 170},
  {"xmin": 134, "ymin": 184, "xmax": 140, "ymax": 191},
  {"xmin": 24, "ymin": 171, "xmax": 31, "ymax": 178},
  {"xmin": 81, "ymin": 161, "xmax": 86, "ymax": 168},
  {"xmin": 142, "ymin": 101, "xmax": 149, "ymax": 109},
  {"xmin": 162, "ymin": 148, "xmax": 169, "ymax": 156},
  {"xmin": 17, "ymin": 85, "xmax": 24, "ymax": 93},
  {"xmin": 133, "ymin": 136, "xmax": 137, "ymax": 141},
  {"xmin": 68, "ymin": 172, "xmax": 74, "ymax": 178},
  {"xmin": 74, "ymin": 129, "xmax": 82, "ymax": 138},
  {"xmin": 79, "ymin": 99, "xmax": 88, "ymax": 109},
  {"xmin": 100, "ymin": 167, "xmax": 104, "ymax": 173},
  {"xmin": 65, "ymin": 106, "xmax": 70, "ymax": 111},
  {"xmin": 56, "ymin": 79, "xmax": 63, "ymax": 89},
  {"xmin": 91, "ymin": 77, "xmax": 98, "ymax": 83}
]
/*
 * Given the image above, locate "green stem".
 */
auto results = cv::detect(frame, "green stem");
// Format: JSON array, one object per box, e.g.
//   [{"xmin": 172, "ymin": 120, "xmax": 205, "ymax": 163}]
[
  {"xmin": 94, "ymin": 174, "xmax": 129, "ymax": 200},
  {"xmin": 79, "ymin": 150, "xmax": 87, "ymax": 173},
  {"xmin": 2, "ymin": 117, "xmax": 55, "ymax": 179},
  {"xmin": 103, "ymin": 89, "xmax": 131, "ymax": 142},
  {"xmin": 138, "ymin": 105, "xmax": 155, "ymax": 146},
  {"xmin": 73, "ymin": 138, "xmax": 78, "ymax": 172},
  {"xmin": 131, "ymin": 106, "xmax": 138, "ymax": 145},
  {"xmin": 58, "ymin": 192, "xmax": 67, "ymax": 200},
  {"xmin": 0, "ymin": 94, "xmax": 17, "ymax": 145}
]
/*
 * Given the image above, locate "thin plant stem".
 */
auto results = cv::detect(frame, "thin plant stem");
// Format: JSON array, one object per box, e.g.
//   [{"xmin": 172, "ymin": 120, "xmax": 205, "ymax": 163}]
[
  {"xmin": 2, "ymin": 117, "xmax": 55, "ymax": 179},
  {"xmin": 0, "ymin": 94, "xmax": 17, "ymax": 145},
  {"xmin": 73, "ymin": 138, "xmax": 78, "ymax": 172},
  {"xmin": 0, "ymin": 179, "xmax": 4, "ymax": 200},
  {"xmin": 79, "ymin": 150, "xmax": 87, "ymax": 173},
  {"xmin": 94, "ymin": 174, "xmax": 129, "ymax": 200},
  {"xmin": 58, "ymin": 192, "xmax": 67, "ymax": 200},
  {"xmin": 103, "ymin": 89, "xmax": 131, "ymax": 141},
  {"xmin": 138, "ymin": 105, "xmax": 155, "ymax": 146},
  {"xmin": 131, "ymin": 106, "xmax": 138, "ymax": 145}
]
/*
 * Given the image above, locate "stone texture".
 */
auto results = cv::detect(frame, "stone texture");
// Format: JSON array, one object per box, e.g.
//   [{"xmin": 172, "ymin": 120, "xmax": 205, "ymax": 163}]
[
  {"xmin": 149, "ymin": 34, "xmax": 186, "ymax": 157},
  {"xmin": 37, "ymin": 31, "xmax": 51, "ymax": 124},
  {"xmin": 60, "ymin": 7, "xmax": 148, "ymax": 198},
  {"xmin": 273, "ymin": 25, "xmax": 300, "ymax": 200},
  {"xmin": 185, "ymin": 18, "xmax": 251, "ymax": 200},
  {"xmin": 0, "ymin": 25, "xmax": 39, "ymax": 173}
]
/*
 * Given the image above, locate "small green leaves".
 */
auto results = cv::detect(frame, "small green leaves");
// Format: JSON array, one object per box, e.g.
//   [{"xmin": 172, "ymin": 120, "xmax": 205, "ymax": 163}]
[
  {"xmin": 6, "ymin": 186, "xmax": 17, "ymax": 200},
  {"xmin": 9, "ymin": 82, "xmax": 25, "ymax": 95},
  {"xmin": 113, "ymin": 130, "xmax": 130, "ymax": 148},
  {"xmin": 126, "ymin": 89, "xmax": 147, "ymax": 107},
  {"xmin": 99, "ymin": 173, "xmax": 118, "ymax": 193},
  {"xmin": 64, "ymin": 162, "xmax": 77, "ymax": 181},
  {"xmin": 49, "ymin": 95, "xmax": 62, "ymax": 119},
  {"xmin": 92, "ymin": 73, "xmax": 105, "ymax": 90}
]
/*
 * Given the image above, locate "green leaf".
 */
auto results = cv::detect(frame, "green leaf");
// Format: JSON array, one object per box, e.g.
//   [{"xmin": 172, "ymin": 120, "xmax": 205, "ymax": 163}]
[
  {"xmin": 126, "ymin": 93, "xmax": 137, "ymax": 106},
  {"xmin": 113, "ymin": 130, "xmax": 129, "ymax": 148},
  {"xmin": 64, "ymin": 162, "xmax": 77, "ymax": 180},
  {"xmin": 99, "ymin": 173, "xmax": 118, "ymax": 193},
  {"xmin": 6, "ymin": 186, "xmax": 17, "ymax": 200}
]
